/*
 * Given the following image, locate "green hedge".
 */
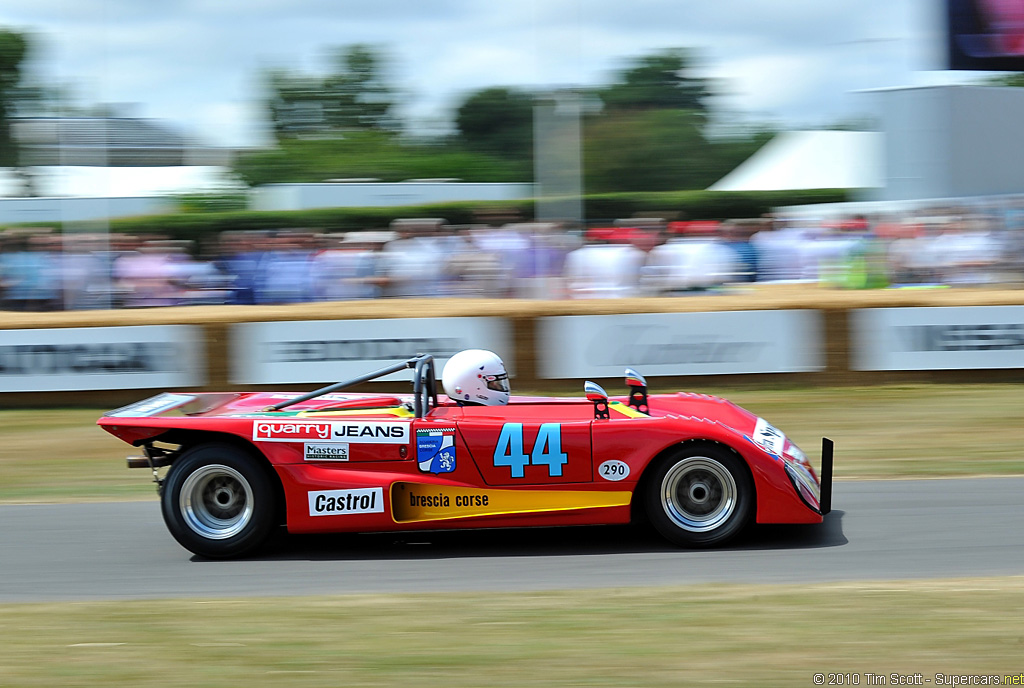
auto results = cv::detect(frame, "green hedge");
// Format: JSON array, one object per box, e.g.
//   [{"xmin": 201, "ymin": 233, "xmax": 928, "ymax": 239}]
[
  {"xmin": 581, "ymin": 189, "xmax": 849, "ymax": 223},
  {"xmin": 104, "ymin": 188, "xmax": 850, "ymax": 244}
]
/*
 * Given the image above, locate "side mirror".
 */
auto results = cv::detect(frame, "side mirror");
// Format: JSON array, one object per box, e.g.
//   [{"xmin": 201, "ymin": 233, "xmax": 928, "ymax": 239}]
[
  {"xmin": 584, "ymin": 381, "xmax": 610, "ymax": 420},
  {"xmin": 625, "ymin": 368, "xmax": 649, "ymax": 414}
]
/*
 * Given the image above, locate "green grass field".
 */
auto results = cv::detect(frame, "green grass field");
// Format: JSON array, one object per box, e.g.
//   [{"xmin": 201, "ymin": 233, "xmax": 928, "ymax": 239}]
[
  {"xmin": 3, "ymin": 384, "xmax": 1023, "ymax": 688},
  {"xmin": 2, "ymin": 383, "xmax": 1023, "ymax": 503},
  {"xmin": 3, "ymin": 580, "xmax": 1024, "ymax": 687}
]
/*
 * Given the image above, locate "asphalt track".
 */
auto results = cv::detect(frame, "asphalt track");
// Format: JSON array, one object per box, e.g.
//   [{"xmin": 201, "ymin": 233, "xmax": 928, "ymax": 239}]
[{"xmin": 2, "ymin": 477, "xmax": 1023, "ymax": 602}]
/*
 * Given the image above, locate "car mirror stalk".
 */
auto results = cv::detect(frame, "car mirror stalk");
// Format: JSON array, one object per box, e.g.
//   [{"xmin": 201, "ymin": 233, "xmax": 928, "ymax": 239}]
[
  {"xmin": 625, "ymin": 368, "xmax": 649, "ymax": 414},
  {"xmin": 585, "ymin": 381, "xmax": 611, "ymax": 420}
]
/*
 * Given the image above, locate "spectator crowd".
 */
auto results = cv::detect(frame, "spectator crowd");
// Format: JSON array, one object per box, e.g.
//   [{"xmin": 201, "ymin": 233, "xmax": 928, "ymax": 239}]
[{"xmin": 3, "ymin": 200, "xmax": 1024, "ymax": 311}]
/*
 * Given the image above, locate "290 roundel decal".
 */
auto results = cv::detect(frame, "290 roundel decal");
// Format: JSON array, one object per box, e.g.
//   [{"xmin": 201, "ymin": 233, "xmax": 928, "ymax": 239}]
[{"xmin": 598, "ymin": 459, "xmax": 630, "ymax": 481}]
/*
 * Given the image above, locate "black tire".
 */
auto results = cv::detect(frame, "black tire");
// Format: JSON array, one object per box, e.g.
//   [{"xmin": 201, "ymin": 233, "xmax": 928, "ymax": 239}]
[
  {"xmin": 161, "ymin": 443, "xmax": 277, "ymax": 558},
  {"xmin": 644, "ymin": 443, "xmax": 754, "ymax": 547}
]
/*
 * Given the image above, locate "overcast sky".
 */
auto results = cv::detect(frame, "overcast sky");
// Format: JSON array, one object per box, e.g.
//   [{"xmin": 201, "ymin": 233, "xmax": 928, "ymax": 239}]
[{"xmin": 3, "ymin": 0, "xmax": 983, "ymax": 149}]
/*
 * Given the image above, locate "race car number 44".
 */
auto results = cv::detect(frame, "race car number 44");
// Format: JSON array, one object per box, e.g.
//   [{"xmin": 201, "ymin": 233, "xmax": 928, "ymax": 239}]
[{"xmin": 493, "ymin": 423, "xmax": 568, "ymax": 478}]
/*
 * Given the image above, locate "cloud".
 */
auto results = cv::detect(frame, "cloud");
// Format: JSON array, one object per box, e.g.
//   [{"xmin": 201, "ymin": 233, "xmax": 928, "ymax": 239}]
[{"xmin": 6, "ymin": 0, "xmax": 947, "ymax": 147}]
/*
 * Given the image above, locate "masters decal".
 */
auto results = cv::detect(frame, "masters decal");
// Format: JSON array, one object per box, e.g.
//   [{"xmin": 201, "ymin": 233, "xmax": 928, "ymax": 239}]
[
  {"xmin": 304, "ymin": 443, "xmax": 349, "ymax": 461},
  {"xmin": 308, "ymin": 488, "xmax": 384, "ymax": 516},
  {"xmin": 391, "ymin": 483, "xmax": 630, "ymax": 523},
  {"xmin": 417, "ymin": 427, "xmax": 456, "ymax": 474}
]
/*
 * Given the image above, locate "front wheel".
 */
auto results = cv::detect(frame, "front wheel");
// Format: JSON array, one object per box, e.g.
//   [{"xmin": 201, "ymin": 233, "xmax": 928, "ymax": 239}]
[
  {"xmin": 161, "ymin": 443, "xmax": 277, "ymax": 558},
  {"xmin": 644, "ymin": 444, "xmax": 753, "ymax": 547}
]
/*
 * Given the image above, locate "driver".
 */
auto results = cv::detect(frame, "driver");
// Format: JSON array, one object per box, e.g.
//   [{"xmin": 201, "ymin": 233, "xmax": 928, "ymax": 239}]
[{"xmin": 442, "ymin": 349, "xmax": 510, "ymax": 406}]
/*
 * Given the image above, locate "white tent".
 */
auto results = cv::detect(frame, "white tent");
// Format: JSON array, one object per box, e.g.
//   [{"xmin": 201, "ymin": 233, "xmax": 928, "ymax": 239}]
[
  {"xmin": 0, "ymin": 166, "xmax": 235, "ymax": 198},
  {"xmin": 708, "ymin": 130, "xmax": 883, "ymax": 192}
]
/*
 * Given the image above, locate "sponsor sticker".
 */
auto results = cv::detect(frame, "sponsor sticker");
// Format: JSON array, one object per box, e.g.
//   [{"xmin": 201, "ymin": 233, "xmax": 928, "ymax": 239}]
[
  {"xmin": 253, "ymin": 421, "xmax": 333, "ymax": 442},
  {"xmin": 331, "ymin": 421, "xmax": 409, "ymax": 444},
  {"xmin": 751, "ymin": 417, "xmax": 785, "ymax": 456},
  {"xmin": 308, "ymin": 488, "xmax": 384, "ymax": 516},
  {"xmin": 253, "ymin": 420, "xmax": 410, "ymax": 444},
  {"xmin": 391, "ymin": 482, "xmax": 631, "ymax": 523},
  {"xmin": 597, "ymin": 459, "xmax": 630, "ymax": 482},
  {"xmin": 304, "ymin": 443, "xmax": 349, "ymax": 461},
  {"xmin": 417, "ymin": 428, "xmax": 456, "ymax": 474}
]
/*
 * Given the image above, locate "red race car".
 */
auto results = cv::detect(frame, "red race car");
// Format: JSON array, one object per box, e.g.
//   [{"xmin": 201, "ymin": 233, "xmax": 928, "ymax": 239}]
[{"xmin": 98, "ymin": 352, "xmax": 833, "ymax": 558}]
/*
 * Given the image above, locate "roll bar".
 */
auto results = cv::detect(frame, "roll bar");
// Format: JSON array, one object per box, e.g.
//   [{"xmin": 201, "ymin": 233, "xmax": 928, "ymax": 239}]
[{"xmin": 263, "ymin": 354, "xmax": 438, "ymax": 418}]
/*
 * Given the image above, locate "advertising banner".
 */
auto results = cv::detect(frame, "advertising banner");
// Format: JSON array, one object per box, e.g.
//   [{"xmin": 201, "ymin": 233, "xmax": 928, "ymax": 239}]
[
  {"xmin": 852, "ymin": 306, "xmax": 1024, "ymax": 370},
  {"xmin": 231, "ymin": 317, "xmax": 512, "ymax": 384},
  {"xmin": 537, "ymin": 310, "xmax": 823, "ymax": 379},
  {"xmin": 0, "ymin": 325, "xmax": 204, "ymax": 392}
]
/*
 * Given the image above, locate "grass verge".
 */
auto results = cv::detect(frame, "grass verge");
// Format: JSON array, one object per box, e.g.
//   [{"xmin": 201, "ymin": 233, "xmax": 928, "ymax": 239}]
[
  {"xmin": 2, "ymin": 579, "xmax": 1023, "ymax": 687},
  {"xmin": 3, "ymin": 383, "xmax": 1024, "ymax": 502}
]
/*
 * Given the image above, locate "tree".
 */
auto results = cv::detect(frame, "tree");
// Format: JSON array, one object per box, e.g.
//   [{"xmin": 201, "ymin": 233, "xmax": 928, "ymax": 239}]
[
  {"xmin": 579, "ymin": 48, "xmax": 781, "ymax": 192},
  {"xmin": 241, "ymin": 44, "xmax": 769, "ymax": 192},
  {"xmin": 455, "ymin": 87, "xmax": 535, "ymax": 160},
  {"xmin": 0, "ymin": 28, "xmax": 30, "ymax": 170},
  {"xmin": 266, "ymin": 44, "xmax": 397, "ymax": 141},
  {"xmin": 597, "ymin": 49, "xmax": 710, "ymax": 113},
  {"xmin": 584, "ymin": 109, "xmax": 709, "ymax": 192},
  {"xmin": 583, "ymin": 109, "xmax": 774, "ymax": 193},
  {"xmin": 231, "ymin": 129, "xmax": 527, "ymax": 187}
]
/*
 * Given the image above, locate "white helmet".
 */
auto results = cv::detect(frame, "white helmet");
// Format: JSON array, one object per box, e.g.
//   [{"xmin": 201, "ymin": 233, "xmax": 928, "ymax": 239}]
[{"xmin": 442, "ymin": 349, "xmax": 510, "ymax": 406}]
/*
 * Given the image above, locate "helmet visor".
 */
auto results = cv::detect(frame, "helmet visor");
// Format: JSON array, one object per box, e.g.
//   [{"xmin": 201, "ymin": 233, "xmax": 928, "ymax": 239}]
[{"xmin": 483, "ymin": 373, "xmax": 510, "ymax": 393}]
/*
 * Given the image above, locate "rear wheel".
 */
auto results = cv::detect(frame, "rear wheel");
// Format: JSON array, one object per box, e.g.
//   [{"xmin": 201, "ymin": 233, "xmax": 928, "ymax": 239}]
[
  {"xmin": 644, "ymin": 444, "xmax": 753, "ymax": 547},
  {"xmin": 161, "ymin": 444, "xmax": 277, "ymax": 558}
]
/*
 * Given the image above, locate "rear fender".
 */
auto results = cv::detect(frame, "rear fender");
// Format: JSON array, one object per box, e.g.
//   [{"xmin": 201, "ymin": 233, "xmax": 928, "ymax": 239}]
[{"xmin": 136, "ymin": 428, "xmax": 287, "ymax": 525}]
